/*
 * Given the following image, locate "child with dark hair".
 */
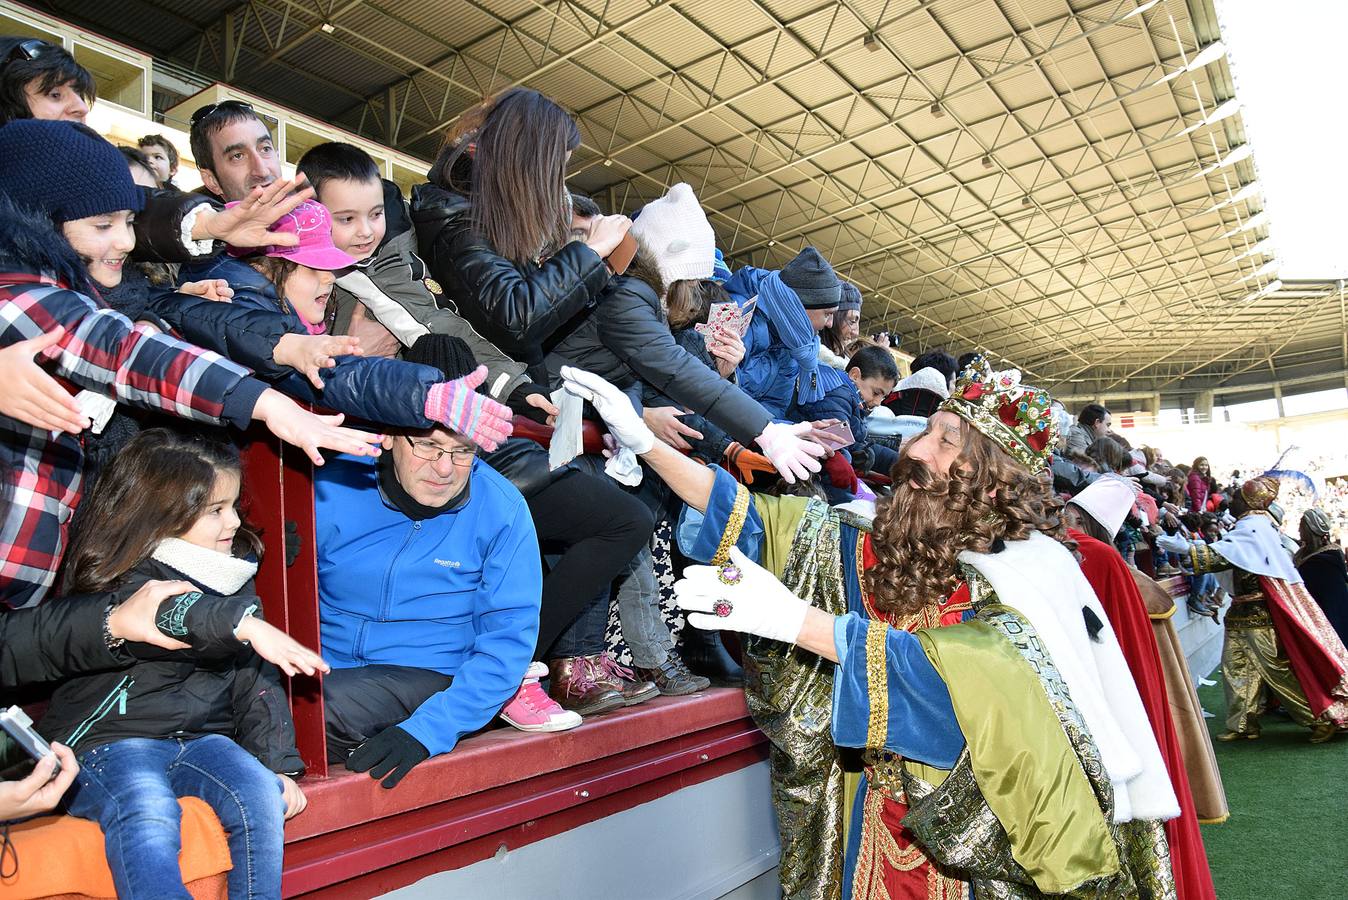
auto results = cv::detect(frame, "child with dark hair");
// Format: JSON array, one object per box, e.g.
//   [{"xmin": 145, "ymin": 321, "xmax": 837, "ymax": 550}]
[
  {"xmin": 42, "ymin": 428, "xmax": 328, "ymax": 899},
  {"xmin": 117, "ymin": 144, "xmax": 159, "ymax": 188},
  {"xmin": 137, "ymin": 133, "xmax": 179, "ymax": 187},
  {"xmin": 0, "ymin": 37, "xmax": 94, "ymax": 124},
  {"xmin": 908, "ymin": 348, "xmax": 958, "ymax": 390}
]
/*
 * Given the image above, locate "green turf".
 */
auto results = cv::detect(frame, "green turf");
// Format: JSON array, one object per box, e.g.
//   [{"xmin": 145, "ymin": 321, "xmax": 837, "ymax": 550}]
[{"xmin": 1196, "ymin": 681, "xmax": 1347, "ymax": 899}]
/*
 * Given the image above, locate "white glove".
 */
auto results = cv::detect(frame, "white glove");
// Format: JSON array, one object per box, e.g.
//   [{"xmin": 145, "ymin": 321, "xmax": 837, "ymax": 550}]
[
  {"xmin": 559, "ymin": 366, "xmax": 655, "ymax": 455},
  {"xmin": 754, "ymin": 421, "xmax": 825, "ymax": 483},
  {"xmin": 674, "ymin": 547, "xmax": 810, "ymax": 645},
  {"xmin": 1155, "ymin": 533, "xmax": 1193, "ymax": 555}
]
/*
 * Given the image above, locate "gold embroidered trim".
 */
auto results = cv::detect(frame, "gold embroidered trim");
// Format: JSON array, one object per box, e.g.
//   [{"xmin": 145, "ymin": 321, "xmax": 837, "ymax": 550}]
[
  {"xmin": 711, "ymin": 482, "xmax": 750, "ymax": 567},
  {"xmin": 865, "ymin": 619, "xmax": 889, "ymax": 749}
]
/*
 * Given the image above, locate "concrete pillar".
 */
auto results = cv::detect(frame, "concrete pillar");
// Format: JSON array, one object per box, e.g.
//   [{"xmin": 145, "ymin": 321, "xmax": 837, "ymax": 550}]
[
  {"xmin": 1272, "ymin": 382, "xmax": 1286, "ymax": 418},
  {"xmin": 1146, "ymin": 392, "xmax": 1162, "ymax": 419},
  {"xmin": 1194, "ymin": 390, "xmax": 1215, "ymax": 423}
]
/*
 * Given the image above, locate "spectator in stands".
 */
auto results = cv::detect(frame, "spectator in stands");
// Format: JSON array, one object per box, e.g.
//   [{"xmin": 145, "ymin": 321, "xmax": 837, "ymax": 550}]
[
  {"xmin": 877, "ymin": 364, "xmax": 949, "ymax": 442},
  {"xmin": 1187, "ymin": 456, "xmax": 1212, "ymax": 512},
  {"xmin": 0, "ymin": 37, "xmax": 93, "ymax": 124},
  {"xmin": 404, "ymin": 333, "xmax": 654, "ymax": 719},
  {"xmin": 1296, "ymin": 508, "xmax": 1348, "ymax": 644},
  {"xmin": 791, "ymin": 343, "xmax": 899, "ymax": 497},
  {"xmin": 297, "ymin": 141, "xmax": 539, "ymax": 414},
  {"xmin": 955, "ymin": 350, "xmax": 981, "ymax": 373},
  {"xmin": 1085, "ymin": 435, "xmax": 1131, "ymax": 475},
  {"xmin": 411, "ymin": 87, "xmax": 631, "ymax": 377},
  {"xmin": 908, "ymin": 348, "xmax": 958, "ymax": 393},
  {"xmin": 819, "ymin": 282, "xmax": 862, "ymax": 369},
  {"xmin": 315, "ymin": 337, "xmax": 554, "ymax": 785},
  {"xmin": 0, "ymin": 120, "xmax": 380, "ymax": 608},
  {"xmin": 726, "ymin": 245, "xmax": 841, "ymax": 420},
  {"xmin": 1065, "ymin": 402, "xmax": 1111, "ymax": 455},
  {"xmin": 44, "ymin": 429, "xmax": 326, "ymax": 899},
  {"xmin": 117, "ymin": 145, "xmax": 159, "ymax": 188},
  {"xmin": 137, "ymin": 133, "xmax": 178, "ymax": 188}
]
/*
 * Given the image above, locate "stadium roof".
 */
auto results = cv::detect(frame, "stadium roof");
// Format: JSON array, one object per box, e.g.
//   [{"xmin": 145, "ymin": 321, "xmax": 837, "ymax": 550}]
[{"xmin": 43, "ymin": 0, "xmax": 1348, "ymax": 402}]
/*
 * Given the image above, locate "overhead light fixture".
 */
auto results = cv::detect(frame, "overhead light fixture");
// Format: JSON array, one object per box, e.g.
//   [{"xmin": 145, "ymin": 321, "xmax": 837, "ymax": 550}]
[
  {"xmin": 929, "ymin": 102, "xmax": 944, "ymax": 117},
  {"xmin": 1232, "ymin": 238, "xmax": 1275, "ymax": 261},
  {"xmin": 1021, "ymin": 196, "xmax": 1032, "ymax": 206},
  {"xmin": 1220, "ymin": 209, "xmax": 1270, "ymax": 238},
  {"xmin": 320, "ymin": 22, "xmax": 336, "ymax": 34},
  {"xmin": 981, "ymin": 155, "xmax": 993, "ymax": 169},
  {"xmin": 1193, "ymin": 143, "xmax": 1252, "ymax": 178},
  {"xmin": 863, "ymin": 33, "xmax": 881, "ymax": 52},
  {"xmin": 1238, "ymin": 279, "xmax": 1282, "ymax": 303},
  {"xmin": 602, "ymin": 158, "xmax": 613, "ymax": 167},
  {"xmin": 767, "ymin": 239, "xmax": 776, "ymax": 247},
  {"xmin": 1236, "ymin": 258, "xmax": 1280, "ymax": 282},
  {"xmin": 1157, "ymin": 41, "xmax": 1227, "ymax": 85},
  {"xmin": 1179, "ymin": 97, "xmax": 1242, "ymax": 136}
]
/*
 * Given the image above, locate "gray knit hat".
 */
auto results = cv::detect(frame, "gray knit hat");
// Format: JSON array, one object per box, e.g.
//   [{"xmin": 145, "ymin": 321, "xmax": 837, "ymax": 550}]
[
  {"xmin": 780, "ymin": 246, "xmax": 841, "ymax": 309},
  {"xmin": 0, "ymin": 120, "xmax": 144, "ymax": 224},
  {"xmin": 837, "ymin": 282, "xmax": 862, "ymax": 313}
]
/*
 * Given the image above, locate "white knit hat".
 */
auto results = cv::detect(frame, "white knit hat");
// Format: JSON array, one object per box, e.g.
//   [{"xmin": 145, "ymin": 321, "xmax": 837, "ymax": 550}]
[
  {"xmin": 895, "ymin": 366, "xmax": 951, "ymax": 399},
  {"xmin": 630, "ymin": 183, "xmax": 715, "ymax": 286},
  {"xmin": 1070, "ymin": 475, "xmax": 1140, "ymax": 538}
]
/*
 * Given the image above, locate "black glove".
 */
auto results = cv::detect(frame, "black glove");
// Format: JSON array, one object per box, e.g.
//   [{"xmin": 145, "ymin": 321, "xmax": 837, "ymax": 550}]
[
  {"xmin": 507, "ymin": 382, "xmax": 554, "ymax": 425},
  {"xmin": 346, "ymin": 726, "xmax": 429, "ymax": 788}
]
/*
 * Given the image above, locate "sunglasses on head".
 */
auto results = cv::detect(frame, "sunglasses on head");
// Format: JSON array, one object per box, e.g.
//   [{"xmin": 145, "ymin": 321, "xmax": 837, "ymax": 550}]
[
  {"xmin": 190, "ymin": 99, "xmax": 255, "ymax": 127},
  {"xmin": 5, "ymin": 38, "xmax": 57, "ymax": 63}
]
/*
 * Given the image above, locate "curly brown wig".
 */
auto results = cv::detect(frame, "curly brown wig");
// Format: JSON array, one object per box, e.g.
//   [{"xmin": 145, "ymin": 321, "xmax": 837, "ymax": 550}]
[{"xmin": 865, "ymin": 421, "xmax": 1069, "ymax": 615}]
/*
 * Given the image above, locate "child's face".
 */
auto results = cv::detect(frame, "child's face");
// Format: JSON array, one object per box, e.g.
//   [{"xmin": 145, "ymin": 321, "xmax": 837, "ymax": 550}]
[
  {"xmin": 848, "ymin": 369, "xmax": 896, "ymax": 410},
  {"xmin": 182, "ymin": 470, "xmax": 242, "ymax": 554},
  {"xmin": 141, "ymin": 144, "xmax": 175, "ymax": 183},
  {"xmin": 318, "ymin": 177, "xmax": 386, "ymax": 260},
  {"xmin": 284, "ymin": 265, "xmax": 336, "ymax": 327},
  {"xmin": 63, "ymin": 211, "xmax": 136, "ymax": 288}
]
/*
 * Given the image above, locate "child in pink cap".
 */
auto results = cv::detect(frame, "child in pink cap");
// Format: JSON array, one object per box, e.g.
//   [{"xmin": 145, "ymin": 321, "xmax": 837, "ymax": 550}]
[{"xmin": 229, "ymin": 200, "xmax": 357, "ymax": 334}]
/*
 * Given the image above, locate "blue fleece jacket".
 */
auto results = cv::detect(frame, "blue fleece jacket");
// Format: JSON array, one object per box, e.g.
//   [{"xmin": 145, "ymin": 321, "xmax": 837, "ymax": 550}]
[{"xmin": 314, "ymin": 453, "xmax": 542, "ymax": 755}]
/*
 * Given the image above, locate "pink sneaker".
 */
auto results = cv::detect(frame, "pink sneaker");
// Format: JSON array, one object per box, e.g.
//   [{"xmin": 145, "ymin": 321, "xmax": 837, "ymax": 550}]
[{"xmin": 500, "ymin": 661, "xmax": 583, "ymax": 732}]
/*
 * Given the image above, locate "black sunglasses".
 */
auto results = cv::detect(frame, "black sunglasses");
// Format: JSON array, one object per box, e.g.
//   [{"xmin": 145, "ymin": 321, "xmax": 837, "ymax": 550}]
[
  {"xmin": 190, "ymin": 99, "xmax": 255, "ymax": 127},
  {"xmin": 5, "ymin": 38, "xmax": 56, "ymax": 64}
]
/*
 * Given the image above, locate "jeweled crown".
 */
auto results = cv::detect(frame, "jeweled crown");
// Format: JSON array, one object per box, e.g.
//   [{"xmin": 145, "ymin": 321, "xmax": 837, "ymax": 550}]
[{"xmin": 939, "ymin": 357, "xmax": 1058, "ymax": 472}]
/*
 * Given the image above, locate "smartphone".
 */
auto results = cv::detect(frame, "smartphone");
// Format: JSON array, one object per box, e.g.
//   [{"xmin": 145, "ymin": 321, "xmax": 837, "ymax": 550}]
[
  {"xmin": 817, "ymin": 420, "xmax": 855, "ymax": 450},
  {"xmin": 604, "ymin": 231, "xmax": 638, "ymax": 275},
  {"xmin": 0, "ymin": 705, "xmax": 59, "ymax": 774}
]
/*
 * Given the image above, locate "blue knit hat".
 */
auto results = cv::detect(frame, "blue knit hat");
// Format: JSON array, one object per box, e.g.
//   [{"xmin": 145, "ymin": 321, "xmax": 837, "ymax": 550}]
[
  {"xmin": 838, "ymin": 282, "xmax": 862, "ymax": 313},
  {"xmin": 710, "ymin": 247, "xmax": 732, "ymax": 284},
  {"xmin": 0, "ymin": 120, "xmax": 144, "ymax": 224}
]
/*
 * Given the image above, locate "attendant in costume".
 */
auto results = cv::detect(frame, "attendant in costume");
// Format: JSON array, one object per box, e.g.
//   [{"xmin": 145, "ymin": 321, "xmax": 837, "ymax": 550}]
[
  {"xmin": 560, "ymin": 362, "xmax": 1179, "ymax": 900},
  {"xmin": 1065, "ymin": 478, "xmax": 1219, "ymax": 900},
  {"xmin": 1158, "ymin": 478, "xmax": 1348, "ymax": 743},
  {"xmin": 1295, "ymin": 508, "xmax": 1348, "ymax": 644}
]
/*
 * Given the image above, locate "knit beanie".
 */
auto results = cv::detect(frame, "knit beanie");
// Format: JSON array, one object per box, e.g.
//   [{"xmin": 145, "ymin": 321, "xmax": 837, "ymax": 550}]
[
  {"xmin": 710, "ymin": 248, "xmax": 732, "ymax": 284},
  {"xmin": 780, "ymin": 246, "xmax": 840, "ymax": 309},
  {"xmin": 0, "ymin": 120, "xmax": 144, "ymax": 224},
  {"xmin": 402, "ymin": 333, "xmax": 480, "ymax": 383},
  {"xmin": 629, "ymin": 182, "xmax": 715, "ymax": 286},
  {"xmin": 837, "ymin": 282, "xmax": 862, "ymax": 313}
]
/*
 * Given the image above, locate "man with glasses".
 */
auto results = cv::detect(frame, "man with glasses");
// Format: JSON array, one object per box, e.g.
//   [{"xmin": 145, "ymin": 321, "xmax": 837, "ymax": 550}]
[{"xmin": 313, "ymin": 337, "xmax": 548, "ymax": 788}]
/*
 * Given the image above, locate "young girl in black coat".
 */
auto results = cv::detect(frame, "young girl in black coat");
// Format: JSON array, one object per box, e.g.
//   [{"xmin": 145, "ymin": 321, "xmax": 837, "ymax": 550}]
[{"xmin": 41, "ymin": 428, "xmax": 327, "ymax": 900}]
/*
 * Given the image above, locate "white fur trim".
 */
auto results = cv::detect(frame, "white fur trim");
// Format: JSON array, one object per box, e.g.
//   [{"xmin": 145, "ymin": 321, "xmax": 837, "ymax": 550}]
[{"xmin": 151, "ymin": 537, "xmax": 258, "ymax": 595}]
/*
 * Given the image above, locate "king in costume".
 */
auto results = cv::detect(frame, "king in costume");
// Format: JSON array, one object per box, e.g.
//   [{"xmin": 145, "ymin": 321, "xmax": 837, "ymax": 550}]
[{"xmin": 556, "ymin": 362, "xmax": 1180, "ymax": 900}]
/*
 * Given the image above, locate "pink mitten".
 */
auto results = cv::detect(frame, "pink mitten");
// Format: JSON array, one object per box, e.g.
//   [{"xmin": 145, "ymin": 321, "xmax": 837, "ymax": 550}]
[{"xmin": 424, "ymin": 366, "xmax": 513, "ymax": 451}]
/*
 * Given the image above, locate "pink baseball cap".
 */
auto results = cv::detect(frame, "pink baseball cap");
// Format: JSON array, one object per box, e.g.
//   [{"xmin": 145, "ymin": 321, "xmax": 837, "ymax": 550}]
[{"xmin": 226, "ymin": 199, "xmax": 357, "ymax": 270}]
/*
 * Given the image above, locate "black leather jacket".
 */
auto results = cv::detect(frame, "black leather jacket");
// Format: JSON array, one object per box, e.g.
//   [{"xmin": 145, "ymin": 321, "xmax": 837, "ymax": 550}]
[{"xmin": 410, "ymin": 184, "xmax": 609, "ymax": 372}]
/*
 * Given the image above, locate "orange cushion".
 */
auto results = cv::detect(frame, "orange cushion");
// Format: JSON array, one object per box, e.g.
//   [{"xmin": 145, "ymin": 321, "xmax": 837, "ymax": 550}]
[{"xmin": 0, "ymin": 797, "xmax": 231, "ymax": 900}]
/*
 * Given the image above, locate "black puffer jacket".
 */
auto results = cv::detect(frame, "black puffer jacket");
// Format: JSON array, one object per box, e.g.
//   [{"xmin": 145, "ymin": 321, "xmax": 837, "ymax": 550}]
[
  {"xmin": 38, "ymin": 556, "xmax": 303, "ymax": 774},
  {"xmin": 132, "ymin": 186, "xmax": 223, "ymax": 265},
  {"xmin": 410, "ymin": 183, "xmax": 609, "ymax": 372},
  {"xmin": 544, "ymin": 273, "xmax": 771, "ymax": 445}
]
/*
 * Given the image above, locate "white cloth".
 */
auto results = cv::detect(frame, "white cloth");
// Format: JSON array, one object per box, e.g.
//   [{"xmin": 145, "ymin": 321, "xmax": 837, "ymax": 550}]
[
  {"xmin": 628, "ymin": 182, "xmax": 715, "ymax": 284},
  {"xmin": 1210, "ymin": 513, "xmax": 1303, "ymax": 583},
  {"xmin": 547, "ymin": 385, "xmax": 585, "ymax": 470},
  {"xmin": 959, "ymin": 532, "xmax": 1179, "ymax": 824},
  {"xmin": 865, "ymin": 407, "xmax": 926, "ymax": 440},
  {"xmin": 604, "ymin": 446, "xmax": 643, "ymax": 486},
  {"xmin": 894, "ymin": 366, "xmax": 950, "ymax": 399},
  {"xmin": 151, "ymin": 537, "xmax": 259, "ymax": 595},
  {"xmin": 1069, "ymin": 474, "xmax": 1139, "ymax": 538}
]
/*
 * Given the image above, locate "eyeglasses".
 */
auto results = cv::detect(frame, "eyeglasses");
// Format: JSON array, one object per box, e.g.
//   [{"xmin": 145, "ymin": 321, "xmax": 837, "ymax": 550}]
[
  {"xmin": 5, "ymin": 39, "xmax": 55, "ymax": 64},
  {"xmin": 403, "ymin": 436, "xmax": 476, "ymax": 466},
  {"xmin": 190, "ymin": 99, "xmax": 255, "ymax": 127}
]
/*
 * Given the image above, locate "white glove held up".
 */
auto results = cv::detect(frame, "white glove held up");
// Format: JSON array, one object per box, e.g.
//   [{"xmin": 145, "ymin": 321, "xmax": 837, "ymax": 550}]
[
  {"xmin": 1155, "ymin": 533, "xmax": 1194, "ymax": 555},
  {"xmin": 674, "ymin": 547, "xmax": 810, "ymax": 645},
  {"xmin": 559, "ymin": 366, "xmax": 656, "ymax": 455},
  {"xmin": 754, "ymin": 421, "xmax": 825, "ymax": 483}
]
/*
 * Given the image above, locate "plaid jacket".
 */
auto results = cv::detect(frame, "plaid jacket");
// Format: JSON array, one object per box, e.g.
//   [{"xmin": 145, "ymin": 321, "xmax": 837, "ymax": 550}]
[{"xmin": 1, "ymin": 273, "xmax": 266, "ymax": 609}]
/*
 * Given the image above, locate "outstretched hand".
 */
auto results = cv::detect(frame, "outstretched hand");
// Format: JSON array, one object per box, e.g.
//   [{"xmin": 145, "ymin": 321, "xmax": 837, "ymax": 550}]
[
  {"xmin": 755, "ymin": 421, "xmax": 826, "ymax": 483},
  {"xmin": 252, "ymin": 389, "xmax": 382, "ymax": 465},
  {"xmin": 0, "ymin": 326, "xmax": 89, "ymax": 434},
  {"xmin": 559, "ymin": 366, "xmax": 655, "ymax": 454},
  {"xmin": 207, "ymin": 175, "xmax": 316, "ymax": 249},
  {"xmin": 273, "ymin": 333, "xmax": 363, "ymax": 389},
  {"xmin": 674, "ymin": 547, "xmax": 810, "ymax": 645},
  {"xmin": 425, "ymin": 366, "xmax": 514, "ymax": 451}
]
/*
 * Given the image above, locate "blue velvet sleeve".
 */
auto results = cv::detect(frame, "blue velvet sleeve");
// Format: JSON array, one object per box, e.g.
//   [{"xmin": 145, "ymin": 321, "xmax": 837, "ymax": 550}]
[
  {"xmin": 676, "ymin": 465, "xmax": 764, "ymax": 563},
  {"xmin": 830, "ymin": 612, "xmax": 963, "ymax": 768}
]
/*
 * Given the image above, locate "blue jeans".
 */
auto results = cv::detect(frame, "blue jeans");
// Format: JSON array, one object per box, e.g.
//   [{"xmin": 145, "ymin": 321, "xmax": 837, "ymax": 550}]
[{"xmin": 66, "ymin": 734, "xmax": 286, "ymax": 900}]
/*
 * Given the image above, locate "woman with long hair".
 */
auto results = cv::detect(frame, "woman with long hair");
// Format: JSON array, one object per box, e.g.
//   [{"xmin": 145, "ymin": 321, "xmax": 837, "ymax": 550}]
[{"xmin": 1187, "ymin": 456, "xmax": 1211, "ymax": 513}]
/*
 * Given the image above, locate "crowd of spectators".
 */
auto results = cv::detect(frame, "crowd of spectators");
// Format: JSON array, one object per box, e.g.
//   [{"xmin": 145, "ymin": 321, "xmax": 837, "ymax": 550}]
[{"xmin": 0, "ymin": 38, "xmax": 1345, "ymax": 897}]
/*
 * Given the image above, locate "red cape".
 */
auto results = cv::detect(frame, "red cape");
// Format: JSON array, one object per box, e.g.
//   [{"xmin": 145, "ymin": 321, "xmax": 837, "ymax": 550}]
[{"xmin": 1069, "ymin": 529, "xmax": 1215, "ymax": 900}]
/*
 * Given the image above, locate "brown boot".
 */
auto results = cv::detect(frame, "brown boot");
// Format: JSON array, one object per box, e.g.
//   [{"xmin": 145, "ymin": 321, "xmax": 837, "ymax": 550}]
[
  {"xmin": 635, "ymin": 654, "xmax": 711, "ymax": 696},
  {"xmin": 548, "ymin": 657, "xmax": 624, "ymax": 716},
  {"xmin": 590, "ymin": 654, "xmax": 659, "ymax": 706}
]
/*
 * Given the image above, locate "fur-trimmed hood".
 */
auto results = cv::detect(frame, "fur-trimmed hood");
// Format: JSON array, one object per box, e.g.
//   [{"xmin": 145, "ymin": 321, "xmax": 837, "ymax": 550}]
[{"xmin": 0, "ymin": 193, "xmax": 92, "ymax": 294}]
